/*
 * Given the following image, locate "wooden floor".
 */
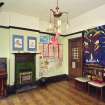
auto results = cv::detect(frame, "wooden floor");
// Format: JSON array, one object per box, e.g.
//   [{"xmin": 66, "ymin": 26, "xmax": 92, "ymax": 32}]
[{"xmin": 0, "ymin": 80, "xmax": 105, "ymax": 105}]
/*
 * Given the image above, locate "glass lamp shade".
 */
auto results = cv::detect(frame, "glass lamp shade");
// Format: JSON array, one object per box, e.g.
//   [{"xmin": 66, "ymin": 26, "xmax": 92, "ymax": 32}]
[
  {"xmin": 49, "ymin": 23, "xmax": 53, "ymax": 30},
  {"xmin": 57, "ymin": 19, "xmax": 61, "ymax": 27},
  {"xmin": 66, "ymin": 23, "xmax": 69, "ymax": 32}
]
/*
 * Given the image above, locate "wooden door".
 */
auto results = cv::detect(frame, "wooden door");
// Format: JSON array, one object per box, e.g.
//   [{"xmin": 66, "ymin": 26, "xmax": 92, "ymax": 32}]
[{"xmin": 68, "ymin": 38, "xmax": 83, "ymax": 78}]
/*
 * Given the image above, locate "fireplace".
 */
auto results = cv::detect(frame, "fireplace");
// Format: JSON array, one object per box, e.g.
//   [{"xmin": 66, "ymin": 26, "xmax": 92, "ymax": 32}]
[{"xmin": 15, "ymin": 53, "xmax": 36, "ymax": 85}]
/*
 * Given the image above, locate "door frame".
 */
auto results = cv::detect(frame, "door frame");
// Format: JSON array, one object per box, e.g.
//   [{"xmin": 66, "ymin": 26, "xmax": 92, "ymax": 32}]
[{"xmin": 68, "ymin": 37, "xmax": 83, "ymax": 78}]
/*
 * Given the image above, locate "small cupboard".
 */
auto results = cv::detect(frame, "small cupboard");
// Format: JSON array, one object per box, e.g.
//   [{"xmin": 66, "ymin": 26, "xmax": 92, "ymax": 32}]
[{"xmin": 84, "ymin": 64, "xmax": 105, "ymax": 83}]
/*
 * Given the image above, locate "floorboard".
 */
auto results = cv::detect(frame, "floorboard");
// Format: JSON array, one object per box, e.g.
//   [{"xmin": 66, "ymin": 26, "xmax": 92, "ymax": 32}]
[{"xmin": 0, "ymin": 80, "xmax": 105, "ymax": 105}]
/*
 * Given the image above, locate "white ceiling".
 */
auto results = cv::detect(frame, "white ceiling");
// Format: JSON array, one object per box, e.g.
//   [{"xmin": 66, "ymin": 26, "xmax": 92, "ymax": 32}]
[{"xmin": 1, "ymin": 0, "xmax": 105, "ymax": 21}]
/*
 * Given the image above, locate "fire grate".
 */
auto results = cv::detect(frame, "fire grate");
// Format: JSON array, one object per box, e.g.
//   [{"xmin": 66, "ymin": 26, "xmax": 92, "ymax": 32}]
[{"xmin": 20, "ymin": 72, "xmax": 32, "ymax": 84}]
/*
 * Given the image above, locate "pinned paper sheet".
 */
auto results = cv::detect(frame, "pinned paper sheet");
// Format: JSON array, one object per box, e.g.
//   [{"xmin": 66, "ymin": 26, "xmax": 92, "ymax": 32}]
[{"xmin": 72, "ymin": 62, "xmax": 76, "ymax": 69}]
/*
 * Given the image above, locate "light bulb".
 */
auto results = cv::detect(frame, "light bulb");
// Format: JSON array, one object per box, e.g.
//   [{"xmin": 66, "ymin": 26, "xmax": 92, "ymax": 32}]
[{"xmin": 57, "ymin": 27, "xmax": 61, "ymax": 33}]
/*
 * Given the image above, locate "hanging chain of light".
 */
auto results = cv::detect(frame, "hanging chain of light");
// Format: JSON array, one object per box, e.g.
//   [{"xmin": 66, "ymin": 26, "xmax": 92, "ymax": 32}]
[{"xmin": 49, "ymin": 0, "xmax": 69, "ymax": 33}]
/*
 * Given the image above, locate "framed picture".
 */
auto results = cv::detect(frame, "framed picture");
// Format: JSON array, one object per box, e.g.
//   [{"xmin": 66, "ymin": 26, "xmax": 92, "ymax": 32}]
[
  {"xmin": 13, "ymin": 35, "xmax": 24, "ymax": 51},
  {"xmin": 27, "ymin": 36, "xmax": 37, "ymax": 51},
  {"xmin": 40, "ymin": 35, "xmax": 50, "ymax": 44}
]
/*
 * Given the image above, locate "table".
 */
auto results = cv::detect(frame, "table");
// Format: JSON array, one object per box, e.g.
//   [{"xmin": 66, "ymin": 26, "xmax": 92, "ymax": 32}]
[
  {"xmin": 88, "ymin": 81, "xmax": 105, "ymax": 100},
  {"xmin": 75, "ymin": 77, "xmax": 90, "ymax": 90}
]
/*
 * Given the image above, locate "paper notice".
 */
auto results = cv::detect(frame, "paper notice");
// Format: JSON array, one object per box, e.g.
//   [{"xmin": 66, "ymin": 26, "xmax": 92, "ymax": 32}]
[{"xmin": 72, "ymin": 62, "xmax": 76, "ymax": 69}]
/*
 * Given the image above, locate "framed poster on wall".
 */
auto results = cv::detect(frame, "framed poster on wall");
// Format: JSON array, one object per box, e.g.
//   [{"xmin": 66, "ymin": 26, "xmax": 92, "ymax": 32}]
[
  {"xmin": 27, "ymin": 36, "xmax": 37, "ymax": 51},
  {"xmin": 40, "ymin": 35, "xmax": 51, "ymax": 44},
  {"xmin": 12, "ymin": 35, "xmax": 24, "ymax": 51}
]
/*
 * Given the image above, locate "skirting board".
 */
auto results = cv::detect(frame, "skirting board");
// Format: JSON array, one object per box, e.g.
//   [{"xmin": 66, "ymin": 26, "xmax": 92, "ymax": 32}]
[{"xmin": 7, "ymin": 74, "xmax": 69, "ymax": 95}]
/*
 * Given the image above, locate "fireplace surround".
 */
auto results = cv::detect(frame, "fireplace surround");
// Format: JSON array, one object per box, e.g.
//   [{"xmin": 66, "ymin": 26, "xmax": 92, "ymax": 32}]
[{"xmin": 15, "ymin": 53, "xmax": 36, "ymax": 86}]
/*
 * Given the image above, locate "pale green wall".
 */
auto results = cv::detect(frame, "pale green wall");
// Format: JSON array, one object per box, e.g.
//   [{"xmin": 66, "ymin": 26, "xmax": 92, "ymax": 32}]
[
  {"xmin": 0, "ymin": 27, "xmax": 82, "ymax": 86},
  {"xmin": 63, "ymin": 38, "xmax": 69, "ymax": 74},
  {"xmin": 0, "ymin": 28, "xmax": 10, "ymax": 84},
  {"xmin": 0, "ymin": 27, "xmax": 66, "ymax": 86}
]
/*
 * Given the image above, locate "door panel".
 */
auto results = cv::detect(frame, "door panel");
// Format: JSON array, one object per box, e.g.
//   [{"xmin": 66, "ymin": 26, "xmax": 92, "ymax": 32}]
[{"xmin": 68, "ymin": 38, "xmax": 82, "ymax": 78}]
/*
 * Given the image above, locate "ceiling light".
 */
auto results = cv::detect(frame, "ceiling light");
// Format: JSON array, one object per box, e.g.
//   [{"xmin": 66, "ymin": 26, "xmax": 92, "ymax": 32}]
[{"xmin": 48, "ymin": 0, "xmax": 69, "ymax": 34}]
